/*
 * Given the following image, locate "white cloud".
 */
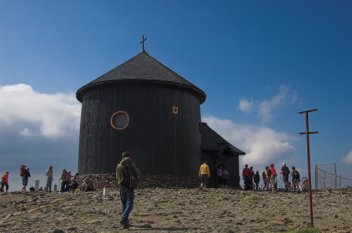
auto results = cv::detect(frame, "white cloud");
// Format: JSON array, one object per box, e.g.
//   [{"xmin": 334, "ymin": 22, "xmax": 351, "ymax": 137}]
[
  {"xmin": 19, "ymin": 127, "xmax": 36, "ymax": 137},
  {"xmin": 238, "ymin": 98, "xmax": 254, "ymax": 113},
  {"xmin": 0, "ymin": 83, "xmax": 81, "ymax": 139},
  {"xmin": 342, "ymin": 150, "xmax": 352, "ymax": 164},
  {"xmin": 203, "ymin": 115, "xmax": 296, "ymax": 167},
  {"xmin": 238, "ymin": 86, "xmax": 298, "ymax": 124},
  {"xmin": 258, "ymin": 86, "xmax": 290, "ymax": 123}
]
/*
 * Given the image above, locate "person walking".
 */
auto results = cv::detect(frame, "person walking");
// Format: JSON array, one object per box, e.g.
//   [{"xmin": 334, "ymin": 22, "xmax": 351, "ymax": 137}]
[
  {"xmin": 249, "ymin": 166, "xmax": 255, "ymax": 189},
  {"xmin": 291, "ymin": 166, "xmax": 301, "ymax": 192},
  {"xmin": 116, "ymin": 151, "xmax": 141, "ymax": 229},
  {"xmin": 0, "ymin": 171, "xmax": 9, "ymax": 192},
  {"xmin": 269, "ymin": 164, "xmax": 277, "ymax": 191},
  {"xmin": 253, "ymin": 171, "xmax": 260, "ymax": 191},
  {"xmin": 264, "ymin": 166, "xmax": 271, "ymax": 190},
  {"xmin": 60, "ymin": 169, "xmax": 70, "ymax": 192},
  {"xmin": 198, "ymin": 161, "xmax": 210, "ymax": 190},
  {"xmin": 242, "ymin": 164, "xmax": 251, "ymax": 190},
  {"xmin": 46, "ymin": 165, "xmax": 54, "ymax": 192},
  {"xmin": 21, "ymin": 165, "xmax": 31, "ymax": 192},
  {"xmin": 281, "ymin": 163, "xmax": 290, "ymax": 191}
]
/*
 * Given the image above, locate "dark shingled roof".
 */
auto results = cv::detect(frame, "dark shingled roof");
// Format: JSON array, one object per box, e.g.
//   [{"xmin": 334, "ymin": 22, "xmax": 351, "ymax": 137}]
[
  {"xmin": 200, "ymin": 122, "xmax": 245, "ymax": 156},
  {"xmin": 76, "ymin": 51, "xmax": 206, "ymax": 102}
]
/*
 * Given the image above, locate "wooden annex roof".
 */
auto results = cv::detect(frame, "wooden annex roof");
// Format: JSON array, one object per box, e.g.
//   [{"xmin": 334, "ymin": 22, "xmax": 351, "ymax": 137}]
[
  {"xmin": 76, "ymin": 51, "xmax": 206, "ymax": 103},
  {"xmin": 200, "ymin": 122, "xmax": 246, "ymax": 156}
]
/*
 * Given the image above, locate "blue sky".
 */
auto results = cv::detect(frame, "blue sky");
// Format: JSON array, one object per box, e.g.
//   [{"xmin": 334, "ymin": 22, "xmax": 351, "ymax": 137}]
[{"xmin": 1, "ymin": 1, "xmax": 351, "ymax": 190}]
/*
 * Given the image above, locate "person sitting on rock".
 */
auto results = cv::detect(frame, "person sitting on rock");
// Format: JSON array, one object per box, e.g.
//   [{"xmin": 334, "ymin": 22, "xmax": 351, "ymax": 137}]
[
  {"xmin": 80, "ymin": 177, "xmax": 94, "ymax": 192},
  {"xmin": 300, "ymin": 177, "xmax": 308, "ymax": 192},
  {"xmin": 69, "ymin": 173, "xmax": 79, "ymax": 192}
]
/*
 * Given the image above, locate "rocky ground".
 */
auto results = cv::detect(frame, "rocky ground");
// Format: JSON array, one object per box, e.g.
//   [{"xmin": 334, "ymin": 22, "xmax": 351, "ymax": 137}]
[{"xmin": 0, "ymin": 187, "xmax": 351, "ymax": 233}]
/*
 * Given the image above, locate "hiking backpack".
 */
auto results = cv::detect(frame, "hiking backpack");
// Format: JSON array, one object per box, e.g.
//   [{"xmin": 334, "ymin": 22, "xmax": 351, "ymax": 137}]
[
  {"xmin": 294, "ymin": 171, "xmax": 300, "ymax": 180},
  {"xmin": 283, "ymin": 166, "xmax": 290, "ymax": 176},
  {"xmin": 20, "ymin": 165, "xmax": 25, "ymax": 177},
  {"xmin": 123, "ymin": 164, "xmax": 138, "ymax": 189}
]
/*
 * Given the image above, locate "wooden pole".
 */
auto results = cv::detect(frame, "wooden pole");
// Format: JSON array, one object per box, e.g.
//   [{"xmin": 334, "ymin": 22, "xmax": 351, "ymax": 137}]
[{"xmin": 299, "ymin": 108, "xmax": 318, "ymax": 227}]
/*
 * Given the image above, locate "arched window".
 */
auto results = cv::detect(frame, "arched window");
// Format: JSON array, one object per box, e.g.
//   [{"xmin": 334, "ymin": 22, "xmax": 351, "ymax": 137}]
[{"xmin": 111, "ymin": 111, "xmax": 130, "ymax": 130}]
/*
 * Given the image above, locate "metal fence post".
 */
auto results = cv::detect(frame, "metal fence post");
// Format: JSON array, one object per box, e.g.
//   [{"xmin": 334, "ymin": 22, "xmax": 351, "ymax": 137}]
[
  {"xmin": 315, "ymin": 164, "xmax": 318, "ymax": 189},
  {"xmin": 334, "ymin": 163, "xmax": 337, "ymax": 189}
]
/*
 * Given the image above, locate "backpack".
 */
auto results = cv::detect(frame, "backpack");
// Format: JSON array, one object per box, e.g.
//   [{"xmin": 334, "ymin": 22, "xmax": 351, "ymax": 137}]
[
  {"xmin": 282, "ymin": 167, "xmax": 290, "ymax": 176},
  {"xmin": 20, "ymin": 165, "xmax": 25, "ymax": 177},
  {"xmin": 122, "ymin": 164, "xmax": 138, "ymax": 189},
  {"xmin": 294, "ymin": 171, "xmax": 300, "ymax": 180},
  {"xmin": 243, "ymin": 168, "xmax": 251, "ymax": 177}
]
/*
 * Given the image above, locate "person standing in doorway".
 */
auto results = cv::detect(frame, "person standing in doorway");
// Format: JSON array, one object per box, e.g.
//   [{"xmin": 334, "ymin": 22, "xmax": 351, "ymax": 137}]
[
  {"xmin": 216, "ymin": 164, "xmax": 223, "ymax": 186},
  {"xmin": 222, "ymin": 166, "xmax": 229, "ymax": 185},
  {"xmin": 199, "ymin": 161, "xmax": 210, "ymax": 190},
  {"xmin": 116, "ymin": 151, "xmax": 141, "ymax": 229}
]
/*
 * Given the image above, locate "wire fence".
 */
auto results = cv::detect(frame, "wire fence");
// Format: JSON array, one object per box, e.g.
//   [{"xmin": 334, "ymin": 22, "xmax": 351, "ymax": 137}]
[{"xmin": 315, "ymin": 163, "xmax": 352, "ymax": 189}]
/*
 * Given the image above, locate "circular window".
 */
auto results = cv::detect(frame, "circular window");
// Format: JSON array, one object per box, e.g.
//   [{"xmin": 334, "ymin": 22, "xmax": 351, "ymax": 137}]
[{"xmin": 111, "ymin": 111, "xmax": 129, "ymax": 130}]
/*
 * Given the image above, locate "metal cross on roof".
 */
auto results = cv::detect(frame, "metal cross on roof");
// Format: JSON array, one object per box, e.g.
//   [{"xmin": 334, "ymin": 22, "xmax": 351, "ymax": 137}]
[{"xmin": 140, "ymin": 35, "xmax": 147, "ymax": 51}]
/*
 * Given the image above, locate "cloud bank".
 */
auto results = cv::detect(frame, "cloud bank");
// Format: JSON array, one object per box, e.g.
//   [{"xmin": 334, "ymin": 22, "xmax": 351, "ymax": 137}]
[
  {"xmin": 202, "ymin": 116, "xmax": 296, "ymax": 167},
  {"xmin": 0, "ymin": 84, "xmax": 80, "ymax": 138},
  {"xmin": 0, "ymin": 84, "xmax": 81, "ymax": 187}
]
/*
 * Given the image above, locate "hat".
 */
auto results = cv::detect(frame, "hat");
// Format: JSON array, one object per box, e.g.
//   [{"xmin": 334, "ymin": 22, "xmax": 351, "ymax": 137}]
[{"xmin": 122, "ymin": 151, "xmax": 130, "ymax": 158}]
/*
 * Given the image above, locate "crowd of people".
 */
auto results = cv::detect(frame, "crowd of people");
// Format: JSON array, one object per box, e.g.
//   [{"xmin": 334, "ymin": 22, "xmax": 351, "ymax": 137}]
[
  {"xmin": 0, "ymin": 164, "xmax": 95, "ymax": 193},
  {"xmin": 242, "ymin": 163, "xmax": 308, "ymax": 192},
  {"xmin": 196, "ymin": 160, "xmax": 308, "ymax": 193}
]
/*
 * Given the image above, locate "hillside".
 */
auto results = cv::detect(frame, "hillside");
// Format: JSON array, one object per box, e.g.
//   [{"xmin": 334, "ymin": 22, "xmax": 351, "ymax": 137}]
[{"xmin": 0, "ymin": 188, "xmax": 351, "ymax": 232}]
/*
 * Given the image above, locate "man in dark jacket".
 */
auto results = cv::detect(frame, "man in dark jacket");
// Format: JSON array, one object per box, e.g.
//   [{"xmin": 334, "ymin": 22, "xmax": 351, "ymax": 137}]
[
  {"xmin": 116, "ymin": 151, "xmax": 141, "ymax": 229},
  {"xmin": 281, "ymin": 163, "xmax": 290, "ymax": 191}
]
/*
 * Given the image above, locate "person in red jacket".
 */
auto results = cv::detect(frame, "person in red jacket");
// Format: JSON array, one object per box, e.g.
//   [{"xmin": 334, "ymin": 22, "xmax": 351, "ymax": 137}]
[
  {"xmin": 242, "ymin": 164, "xmax": 252, "ymax": 190},
  {"xmin": 269, "ymin": 164, "xmax": 277, "ymax": 191},
  {"xmin": 1, "ymin": 171, "xmax": 9, "ymax": 192}
]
